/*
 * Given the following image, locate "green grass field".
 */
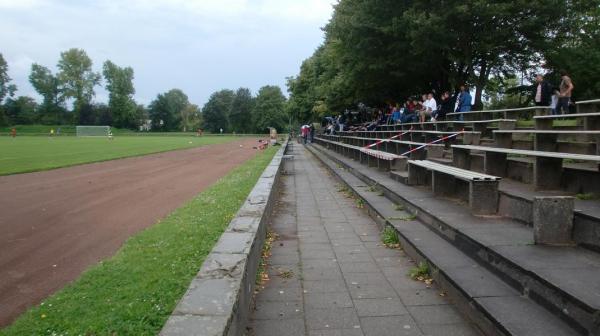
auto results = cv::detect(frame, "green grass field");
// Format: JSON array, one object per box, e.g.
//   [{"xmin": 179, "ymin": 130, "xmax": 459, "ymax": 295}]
[
  {"xmin": 0, "ymin": 146, "xmax": 278, "ymax": 336},
  {"xmin": 0, "ymin": 136, "xmax": 244, "ymax": 175}
]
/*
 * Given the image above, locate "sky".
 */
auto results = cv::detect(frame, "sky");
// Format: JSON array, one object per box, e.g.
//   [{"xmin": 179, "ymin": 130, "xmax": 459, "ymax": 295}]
[{"xmin": 0, "ymin": 0, "xmax": 335, "ymax": 106}]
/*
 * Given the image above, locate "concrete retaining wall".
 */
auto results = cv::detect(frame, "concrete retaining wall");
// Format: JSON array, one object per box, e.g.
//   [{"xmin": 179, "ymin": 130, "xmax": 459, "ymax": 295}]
[{"xmin": 160, "ymin": 140, "xmax": 289, "ymax": 336}]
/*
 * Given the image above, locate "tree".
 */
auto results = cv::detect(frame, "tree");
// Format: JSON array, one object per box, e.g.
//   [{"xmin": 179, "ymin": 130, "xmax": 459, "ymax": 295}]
[
  {"xmin": 229, "ymin": 88, "xmax": 254, "ymax": 133},
  {"xmin": 57, "ymin": 48, "xmax": 101, "ymax": 118},
  {"xmin": 202, "ymin": 89, "xmax": 235, "ymax": 133},
  {"xmin": 0, "ymin": 53, "xmax": 17, "ymax": 105},
  {"xmin": 180, "ymin": 103, "xmax": 201, "ymax": 132},
  {"xmin": 103, "ymin": 60, "xmax": 137, "ymax": 128},
  {"xmin": 287, "ymin": 0, "xmax": 599, "ymax": 117},
  {"xmin": 148, "ymin": 89, "xmax": 189, "ymax": 131},
  {"xmin": 544, "ymin": 4, "xmax": 600, "ymax": 101},
  {"xmin": 29, "ymin": 64, "xmax": 66, "ymax": 124},
  {"xmin": 252, "ymin": 85, "xmax": 287, "ymax": 133},
  {"xmin": 4, "ymin": 96, "xmax": 38, "ymax": 124}
]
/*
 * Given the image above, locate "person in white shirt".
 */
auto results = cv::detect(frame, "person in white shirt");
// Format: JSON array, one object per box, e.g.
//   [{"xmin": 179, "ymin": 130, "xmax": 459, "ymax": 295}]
[{"xmin": 420, "ymin": 93, "xmax": 437, "ymax": 123}]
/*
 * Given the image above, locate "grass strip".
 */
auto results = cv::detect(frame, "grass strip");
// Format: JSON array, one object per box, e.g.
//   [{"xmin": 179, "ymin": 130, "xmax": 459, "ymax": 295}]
[
  {"xmin": 0, "ymin": 136, "xmax": 246, "ymax": 175},
  {"xmin": 0, "ymin": 146, "xmax": 278, "ymax": 336}
]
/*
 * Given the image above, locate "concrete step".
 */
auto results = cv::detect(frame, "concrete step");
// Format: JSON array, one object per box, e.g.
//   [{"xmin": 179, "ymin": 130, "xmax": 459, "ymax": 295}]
[
  {"xmin": 308, "ymin": 143, "xmax": 600, "ymax": 336},
  {"xmin": 307, "ymin": 144, "xmax": 581, "ymax": 336}
]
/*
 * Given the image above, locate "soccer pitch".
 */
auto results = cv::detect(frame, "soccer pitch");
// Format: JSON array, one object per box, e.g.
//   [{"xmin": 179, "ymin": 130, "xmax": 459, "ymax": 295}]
[{"xmin": 0, "ymin": 135, "xmax": 244, "ymax": 175}]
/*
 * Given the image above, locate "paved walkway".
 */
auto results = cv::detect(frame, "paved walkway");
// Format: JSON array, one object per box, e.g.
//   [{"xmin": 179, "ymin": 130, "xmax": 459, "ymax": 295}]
[{"xmin": 247, "ymin": 146, "xmax": 481, "ymax": 336}]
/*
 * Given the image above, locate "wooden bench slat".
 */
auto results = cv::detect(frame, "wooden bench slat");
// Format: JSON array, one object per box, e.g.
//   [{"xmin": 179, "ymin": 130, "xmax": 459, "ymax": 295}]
[
  {"xmin": 408, "ymin": 160, "xmax": 501, "ymax": 181},
  {"xmin": 493, "ymin": 130, "xmax": 600, "ymax": 134},
  {"xmin": 533, "ymin": 112, "xmax": 600, "ymax": 119},
  {"xmin": 452, "ymin": 144, "xmax": 600, "ymax": 161},
  {"xmin": 447, "ymin": 106, "xmax": 550, "ymax": 116},
  {"xmin": 315, "ymin": 137, "xmax": 404, "ymax": 160}
]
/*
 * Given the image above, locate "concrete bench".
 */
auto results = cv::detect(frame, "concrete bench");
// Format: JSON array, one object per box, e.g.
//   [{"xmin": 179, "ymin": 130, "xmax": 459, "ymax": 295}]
[
  {"xmin": 533, "ymin": 112, "xmax": 600, "ymax": 130},
  {"xmin": 575, "ymin": 99, "xmax": 600, "ymax": 114},
  {"xmin": 493, "ymin": 130, "xmax": 600, "ymax": 154},
  {"xmin": 315, "ymin": 137, "xmax": 407, "ymax": 171},
  {"xmin": 452, "ymin": 144, "xmax": 600, "ymax": 190},
  {"xmin": 447, "ymin": 106, "xmax": 551, "ymax": 121},
  {"xmin": 407, "ymin": 160, "xmax": 501, "ymax": 215}
]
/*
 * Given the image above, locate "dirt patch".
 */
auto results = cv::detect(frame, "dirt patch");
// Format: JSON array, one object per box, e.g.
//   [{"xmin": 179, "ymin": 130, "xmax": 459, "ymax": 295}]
[{"xmin": 0, "ymin": 138, "xmax": 263, "ymax": 327}]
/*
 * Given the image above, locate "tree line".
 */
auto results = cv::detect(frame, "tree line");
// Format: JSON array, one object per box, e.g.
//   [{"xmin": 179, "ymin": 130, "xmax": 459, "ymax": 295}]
[
  {"xmin": 286, "ymin": 0, "xmax": 600, "ymax": 124},
  {"xmin": 0, "ymin": 49, "xmax": 288, "ymax": 133}
]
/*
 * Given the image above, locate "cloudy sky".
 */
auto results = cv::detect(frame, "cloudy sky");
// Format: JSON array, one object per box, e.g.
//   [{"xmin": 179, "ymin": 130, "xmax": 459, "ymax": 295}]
[{"xmin": 0, "ymin": 0, "xmax": 335, "ymax": 106}]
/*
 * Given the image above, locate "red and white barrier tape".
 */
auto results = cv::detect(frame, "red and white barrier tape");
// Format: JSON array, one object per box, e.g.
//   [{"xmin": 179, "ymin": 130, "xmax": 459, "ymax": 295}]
[
  {"xmin": 364, "ymin": 127, "xmax": 413, "ymax": 149},
  {"xmin": 400, "ymin": 129, "xmax": 464, "ymax": 156}
]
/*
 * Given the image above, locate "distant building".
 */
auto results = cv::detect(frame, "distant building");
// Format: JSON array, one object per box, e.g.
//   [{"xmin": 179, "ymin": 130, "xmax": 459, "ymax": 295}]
[{"xmin": 139, "ymin": 119, "xmax": 152, "ymax": 131}]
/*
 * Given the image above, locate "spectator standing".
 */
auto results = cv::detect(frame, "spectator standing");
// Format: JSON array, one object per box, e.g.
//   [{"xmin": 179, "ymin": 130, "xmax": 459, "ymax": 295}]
[
  {"xmin": 556, "ymin": 69, "xmax": 574, "ymax": 115},
  {"xmin": 391, "ymin": 106, "xmax": 402, "ymax": 124},
  {"xmin": 456, "ymin": 85, "xmax": 472, "ymax": 121},
  {"xmin": 301, "ymin": 125, "xmax": 309, "ymax": 144},
  {"xmin": 10, "ymin": 127, "xmax": 16, "ymax": 138},
  {"xmin": 433, "ymin": 91, "xmax": 455, "ymax": 122},
  {"xmin": 456, "ymin": 85, "xmax": 472, "ymax": 112},
  {"xmin": 532, "ymin": 74, "xmax": 553, "ymax": 107}
]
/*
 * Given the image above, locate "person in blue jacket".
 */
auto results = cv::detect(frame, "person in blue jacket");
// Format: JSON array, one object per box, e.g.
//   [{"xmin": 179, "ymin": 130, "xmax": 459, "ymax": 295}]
[
  {"xmin": 457, "ymin": 85, "xmax": 472, "ymax": 112},
  {"xmin": 455, "ymin": 85, "xmax": 472, "ymax": 121}
]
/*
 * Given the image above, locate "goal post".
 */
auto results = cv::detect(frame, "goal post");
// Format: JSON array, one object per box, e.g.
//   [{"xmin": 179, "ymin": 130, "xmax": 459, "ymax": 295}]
[{"xmin": 76, "ymin": 126, "xmax": 112, "ymax": 137}]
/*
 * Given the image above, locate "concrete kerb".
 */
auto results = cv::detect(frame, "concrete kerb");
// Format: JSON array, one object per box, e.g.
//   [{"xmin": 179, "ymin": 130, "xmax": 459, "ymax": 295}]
[{"xmin": 160, "ymin": 139, "xmax": 289, "ymax": 336}]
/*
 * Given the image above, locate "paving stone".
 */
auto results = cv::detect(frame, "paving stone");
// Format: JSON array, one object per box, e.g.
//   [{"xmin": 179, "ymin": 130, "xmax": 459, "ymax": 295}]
[
  {"xmin": 259, "ymin": 285, "xmax": 303, "ymax": 302},
  {"xmin": 252, "ymin": 300, "xmax": 303, "ymax": 320},
  {"xmin": 304, "ymin": 292, "xmax": 354, "ymax": 309},
  {"xmin": 300, "ymin": 235, "xmax": 331, "ymax": 244},
  {"xmin": 373, "ymin": 256, "xmax": 414, "ymax": 268},
  {"xmin": 262, "ymin": 272, "xmax": 301, "ymax": 289},
  {"xmin": 300, "ymin": 242, "xmax": 334, "ymax": 250},
  {"xmin": 335, "ymin": 252, "xmax": 374, "ymax": 263},
  {"xmin": 303, "ymin": 266, "xmax": 344, "ymax": 281},
  {"xmin": 419, "ymin": 323, "xmax": 482, "ymax": 336},
  {"xmin": 306, "ymin": 307, "xmax": 361, "ymax": 330},
  {"xmin": 269, "ymin": 253, "xmax": 300, "ymax": 265},
  {"xmin": 249, "ymin": 318, "xmax": 306, "ymax": 336},
  {"xmin": 408, "ymin": 305, "xmax": 465, "ymax": 325},
  {"xmin": 328, "ymin": 232, "xmax": 360, "ymax": 240},
  {"xmin": 349, "ymin": 284, "xmax": 396, "ymax": 300},
  {"xmin": 339, "ymin": 262, "xmax": 381, "ymax": 274},
  {"xmin": 308, "ymin": 328, "xmax": 365, "ymax": 336},
  {"xmin": 344, "ymin": 272, "xmax": 389, "ymax": 287},
  {"xmin": 331, "ymin": 237, "xmax": 364, "ymax": 245},
  {"xmin": 367, "ymin": 247, "xmax": 402, "ymax": 258},
  {"xmin": 360, "ymin": 315, "xmax": 423, "ymax": 336},
  {"xmin": 269, "ymin": 242, "xmax": 299, "ymax": 254},
  {"xmin": 333, "ymin": 246, "xmax": 367, "ymax": 255},
  {"xmin": 304, "ymin": 279, "xmax": 348, "ymax": 293},
  {"xmin": 397, "ymin": 288, "xmax": 449, "ymax": 306},
  {"xmin": 302, "ymin": 258, "xmax": 339, "ymax": 270},
  {"xmin": 302, "ymin": 249, "xmax": 336, "ymax": 260},
  {"xmin": 358, "ymin": 235, "xmax": 381, "ymax": 242},
  {"xmin": 354, "ymin": 298, "xmax": 408, "ymax": 317}
]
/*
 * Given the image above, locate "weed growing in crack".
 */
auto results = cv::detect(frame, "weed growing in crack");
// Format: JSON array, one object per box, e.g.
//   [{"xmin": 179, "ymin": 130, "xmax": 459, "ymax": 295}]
[{"xmin": 381, "ymin": 226, "xmax": 401, "ymax": 249}]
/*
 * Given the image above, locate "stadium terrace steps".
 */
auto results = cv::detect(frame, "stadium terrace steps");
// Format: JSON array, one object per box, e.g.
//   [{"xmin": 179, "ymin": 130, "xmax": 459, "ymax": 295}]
[{"xmin": 307, "ymin": 143, "xmax": 600, "ymax": 336}]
